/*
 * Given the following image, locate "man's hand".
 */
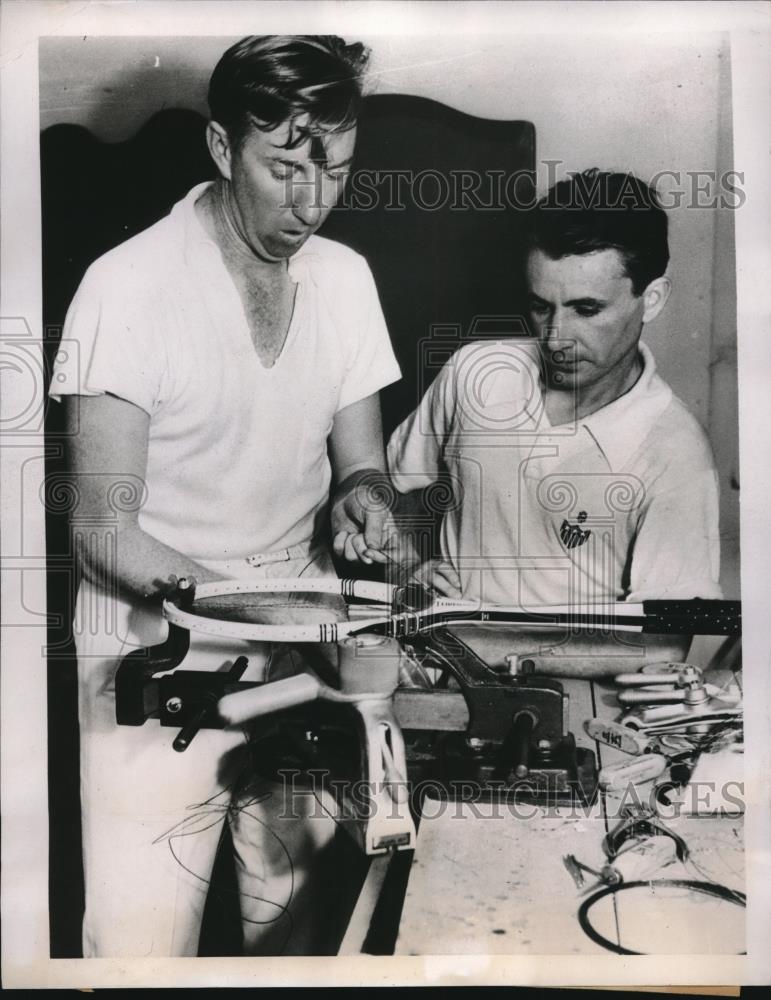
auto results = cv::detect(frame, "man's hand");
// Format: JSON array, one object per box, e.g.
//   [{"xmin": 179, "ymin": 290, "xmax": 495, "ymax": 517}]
[
  {"xmin": 408, "ymin": 557, "xmax": 462, "ymax": 598},
  {"xmin": 331, "ymin": 469, "xmax": 394, "ymax": 565},
  {"xmin": 328, "ymin": 393, "xmax": 393, "ymax": 565}
]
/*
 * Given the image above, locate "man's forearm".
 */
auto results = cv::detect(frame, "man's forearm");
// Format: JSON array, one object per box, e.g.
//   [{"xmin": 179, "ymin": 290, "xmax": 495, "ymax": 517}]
[
  {"xmin": 76, "ymin": 522, "xmax": 221, "ymax": 604},
  {"xmin": 450, "ymin": 628, "xmax": 693, "ymax": 679},
  {"xmin": 525, "ymin": 633, "xmax": 692, "ymax": 678},
  {"xmin": 332, "ymin": 466, "xmax": 389, "ymax": 505}
]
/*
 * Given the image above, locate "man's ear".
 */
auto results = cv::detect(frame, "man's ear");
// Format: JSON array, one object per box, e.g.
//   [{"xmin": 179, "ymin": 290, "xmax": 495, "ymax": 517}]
[
  {"xmin": 206, "ymin": 121, "xmax": 233, "ymax": 181},
  {"xmin": 641, "ymin": 275, "xmax": 672, "ymax": 324}
]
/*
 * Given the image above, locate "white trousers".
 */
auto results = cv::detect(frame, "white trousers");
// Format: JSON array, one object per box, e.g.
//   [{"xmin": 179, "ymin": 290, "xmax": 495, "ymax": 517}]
[{"xmin": 74, "ymin": 550, "xmax": 345, "ymax": 957}]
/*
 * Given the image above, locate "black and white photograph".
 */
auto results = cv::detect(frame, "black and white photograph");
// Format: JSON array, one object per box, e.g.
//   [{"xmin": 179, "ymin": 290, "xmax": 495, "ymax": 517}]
[{"xmin": 1, "ymin": 0, "xmax": 770, "ymax": 989}]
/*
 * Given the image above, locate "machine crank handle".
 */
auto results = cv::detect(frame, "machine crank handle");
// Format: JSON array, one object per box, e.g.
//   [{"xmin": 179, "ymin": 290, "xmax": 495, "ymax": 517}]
[
  {"xmin": 173, "ymin": 656, "xmax": 249, "ymax": 751},
  {"xmin": 218, "ymin": 632, "xmax": 405, "ymax": 725},
  {"xmin": 510, "ymin": 710, "xmax": 537, "ymax": 778},
  {"xmin": 218, "ymin": 672, "xmax": 330, "ymax": 725}
]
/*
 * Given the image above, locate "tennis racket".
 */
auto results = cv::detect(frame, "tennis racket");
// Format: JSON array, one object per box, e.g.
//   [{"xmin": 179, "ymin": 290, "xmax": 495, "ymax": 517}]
[{"xmin": 163, "ymin": 577, "xmax": 741, "ymax": 643}]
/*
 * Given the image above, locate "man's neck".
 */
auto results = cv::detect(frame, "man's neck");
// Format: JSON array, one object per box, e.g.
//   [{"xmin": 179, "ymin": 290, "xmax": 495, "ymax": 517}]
[
  {"xmin": 544, "ymin": 349, "xmax": 644, "ymax": 426},
  {"xmin": 196, "ymin": 181, "xmax": 285, "ymax": 279}
]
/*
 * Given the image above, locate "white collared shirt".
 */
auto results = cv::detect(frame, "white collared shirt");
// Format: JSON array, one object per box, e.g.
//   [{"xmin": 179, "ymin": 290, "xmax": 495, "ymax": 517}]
[
  {"xmin": 51, "ymin": 182, "xmax": 401, "ymax": 560},
  {"xmin": 387, "ymin": 338, "xmax": 721, "ymax": 605}
]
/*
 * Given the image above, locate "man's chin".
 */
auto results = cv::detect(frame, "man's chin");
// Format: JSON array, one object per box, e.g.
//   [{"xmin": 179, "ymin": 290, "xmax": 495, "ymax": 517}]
[
  {"xmin": 274, "ymin": 229, "xmax": 315, "ymax": 254},
  {"xmin": 252, "ymin": 232, "xmax": 313, "ymax": 262},
  {"xmin": 545, "ymin": 366, "xmax": 582, "ymax": 390},
  {"xmin": 259, "ymin": 243, "xmax": 300, "ymax": 261}
]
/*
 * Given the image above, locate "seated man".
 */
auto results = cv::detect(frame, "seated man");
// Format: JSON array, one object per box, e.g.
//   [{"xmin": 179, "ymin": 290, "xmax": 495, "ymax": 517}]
[{"xmin": 386, "ymin": 169, "xmax": 722, "ymax": 675}]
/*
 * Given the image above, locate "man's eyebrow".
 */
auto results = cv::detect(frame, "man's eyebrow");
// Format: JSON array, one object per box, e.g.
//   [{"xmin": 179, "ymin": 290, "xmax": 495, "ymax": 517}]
[
  {"xmin": 564, "ymin": 296, "xmax": 606, "ymax": 307},
  {"xmin": 268, "ymin": 154, "xmax": 354, "ymax": 170},
  {"xmin": 324, "ymin": 156, "xmax": 354, "ymax": 169}
]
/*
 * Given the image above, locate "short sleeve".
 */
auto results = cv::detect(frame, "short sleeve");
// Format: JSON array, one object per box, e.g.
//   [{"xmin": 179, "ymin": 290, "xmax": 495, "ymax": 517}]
[
  {"xmin": 626, "ymin": 466, "xmax": 723, "ymax": 601},
  {"xmin": 336, "ymin": 260, "xmax": 401, "ymax": 412},
  {"xmin": 49, "ymin": 260, "xmax": 166, "ymax": 416},
  {"xmin": 387, "ymin": 360, "xmax": 456, "ymax": 492}
]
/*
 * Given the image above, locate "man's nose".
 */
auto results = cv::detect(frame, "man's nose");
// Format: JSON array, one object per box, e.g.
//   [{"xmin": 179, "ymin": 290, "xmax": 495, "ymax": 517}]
[
  {"xmin": 542, "ymin": 310, "xmax": 574, "ymax": 352},
  {"xmin": 293, "ymin": 201, "xmax": 322, "ymax": 227},
  {"xmin": 292, "ymin": 176, "xmax": 324, "ymax": 227}
]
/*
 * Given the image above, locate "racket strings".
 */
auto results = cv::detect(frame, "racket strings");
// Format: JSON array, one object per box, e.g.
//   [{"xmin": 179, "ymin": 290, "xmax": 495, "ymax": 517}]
[{"xmin": 192, "ymin": 590, "xmax": 350, "ymax": 626}]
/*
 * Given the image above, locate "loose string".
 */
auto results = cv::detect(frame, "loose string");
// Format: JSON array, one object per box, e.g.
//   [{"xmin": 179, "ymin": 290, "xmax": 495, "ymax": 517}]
[{"xmin": 152, "ymin": 775, "xmax": 297, "ymax": 955}]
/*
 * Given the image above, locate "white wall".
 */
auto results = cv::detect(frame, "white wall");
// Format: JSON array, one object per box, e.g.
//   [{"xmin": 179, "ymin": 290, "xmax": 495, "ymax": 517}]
[{"xmin": 39, "ymin": 31, "xmax": 739, "ymax": 594}]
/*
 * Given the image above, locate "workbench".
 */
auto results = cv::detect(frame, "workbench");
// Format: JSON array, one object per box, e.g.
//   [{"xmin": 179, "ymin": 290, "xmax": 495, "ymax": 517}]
[{"xmin": 340, "ymin": 638, "xmax": 745, "ymax": 957}]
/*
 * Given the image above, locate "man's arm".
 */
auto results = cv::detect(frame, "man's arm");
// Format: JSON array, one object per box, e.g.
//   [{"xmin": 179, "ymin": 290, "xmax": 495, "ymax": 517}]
[
  {"xmin": 490, "ymin": 631, "xmax": 691, "ymax": 679},
  {"xmin": 627, "ymin": 480, "xmax": 722, "ymax": 603},
  {"xmin": 384, "ymin": 361, "xmax": 461, "ymax": 585},
  {"xmin": 614, "ymin": 457, "xmax": 723, "ymax": 671},
  {"xmin": 64, "ymin": 394, "xmax": 221, "ymax": 601},
  {"xmin": 328, "ymin": 392, "xmax": 391, "ymax": 565}
]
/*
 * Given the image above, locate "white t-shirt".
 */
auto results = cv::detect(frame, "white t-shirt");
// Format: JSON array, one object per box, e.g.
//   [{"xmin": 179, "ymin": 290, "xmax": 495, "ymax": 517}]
[
  {"xmin": 387, "ymin": 338, "xmax": 722, "ymax": 606},
  {"xmin": 52, "ymin": 182, "xmax": 401, "ymax": 561}
]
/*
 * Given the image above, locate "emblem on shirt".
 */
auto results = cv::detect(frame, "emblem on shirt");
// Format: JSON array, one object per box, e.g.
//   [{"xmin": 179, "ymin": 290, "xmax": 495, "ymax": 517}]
[{"xmin": 560, "ymin": 510, "xmax": 591, "ymax": 549}]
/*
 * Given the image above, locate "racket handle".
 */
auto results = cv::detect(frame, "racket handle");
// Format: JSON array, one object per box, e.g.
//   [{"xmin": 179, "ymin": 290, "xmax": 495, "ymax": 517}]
[
  {"xmin": 641, "ymin": 600, "xmax": 741, "ymax": 635},
  {"xmin": 218, "ymin": 673, "xmax": 321, "ymax": 725}
]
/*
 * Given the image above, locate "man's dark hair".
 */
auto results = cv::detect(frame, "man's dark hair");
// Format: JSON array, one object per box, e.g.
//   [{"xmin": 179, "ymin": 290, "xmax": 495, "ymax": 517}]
[
  {"xmin": 527, "ymin": 169, "xmax": 669, "ymax": 295},
  {"xmin": 208, "ymin": 35, "xmax": 369, "ymax": 152}
]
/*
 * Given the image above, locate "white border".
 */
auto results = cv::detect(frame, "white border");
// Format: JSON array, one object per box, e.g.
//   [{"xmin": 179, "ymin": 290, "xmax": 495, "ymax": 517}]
[{"xmin": 2, "ymin": 0, "xmax": 769, "ymax": 988}]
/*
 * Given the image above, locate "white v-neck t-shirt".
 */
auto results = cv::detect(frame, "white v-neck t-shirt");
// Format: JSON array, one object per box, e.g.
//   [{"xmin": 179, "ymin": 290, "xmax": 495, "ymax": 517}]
[
  {"xmin": 387, "ymin": 338, "xmax": 721, "ymax": 606},
  {"xmin": 52, "ymin": 182, "xmax": 401, "ymax": 561}
]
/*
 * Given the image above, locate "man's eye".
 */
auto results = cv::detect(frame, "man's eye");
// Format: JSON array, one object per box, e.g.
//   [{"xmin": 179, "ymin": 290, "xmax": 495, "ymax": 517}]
[
  {"xmin": 575, "ymin": 305, "xmax": 601, "ymax": 317},
  {"xmin": 271, "ymin": 162, "xmax": 303, "ymax": 181},
  {"xmin": 323, "ymin": 168, "xmax": 349, "ymax": 182},
  {"xmin": 529, "ymin": 301, "xmax": 550, "ymax": 315}
]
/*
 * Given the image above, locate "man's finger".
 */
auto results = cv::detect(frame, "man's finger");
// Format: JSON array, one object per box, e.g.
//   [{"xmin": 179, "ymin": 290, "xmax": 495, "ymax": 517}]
[
  {"xmin": 332, "ymin": 530, "xmax": 349, "ymax": 558},
  {"xmin": 432, "ymin": 563, "xmax": 462, "ymax": 597},
  {"xmin": 363, "ymin": 506, "xmax": 387, "ymax": 551},
  {"xmin": 435, "ymin": 561, "xmax": 462, "ymax": 591},
  {"xmin": 343, "ymin": 534, "xmax": 360, "ymax": 563},
  {"xmin": 351, "ymin": 533, "xmax": 373, "ymax": 565},
  {"xmin": 430, "ymin": 575, "xmax": 458, "ymax": 597}
]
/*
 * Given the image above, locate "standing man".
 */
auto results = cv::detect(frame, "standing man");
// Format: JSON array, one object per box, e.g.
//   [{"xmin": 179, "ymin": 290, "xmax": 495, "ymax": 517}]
[
  {"xmin": 387, "ymin": 169, "xmax": 721, "ymax": 673},
  {"xmin": 51, "ymin": 35, "xmax": 400, "ymax": 957}
]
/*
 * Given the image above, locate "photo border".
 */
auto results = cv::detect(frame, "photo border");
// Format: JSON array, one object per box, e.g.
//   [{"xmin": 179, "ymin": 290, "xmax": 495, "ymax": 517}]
[{"xmin": 2, "ymin": 0, "xmax": 769, "ymax": 988}]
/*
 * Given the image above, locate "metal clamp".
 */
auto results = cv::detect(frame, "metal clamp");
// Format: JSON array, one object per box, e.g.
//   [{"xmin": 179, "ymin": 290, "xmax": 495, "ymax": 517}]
[{"xmin": 603, "ymin": 806, "xmax": 689, "ymax": 864}]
